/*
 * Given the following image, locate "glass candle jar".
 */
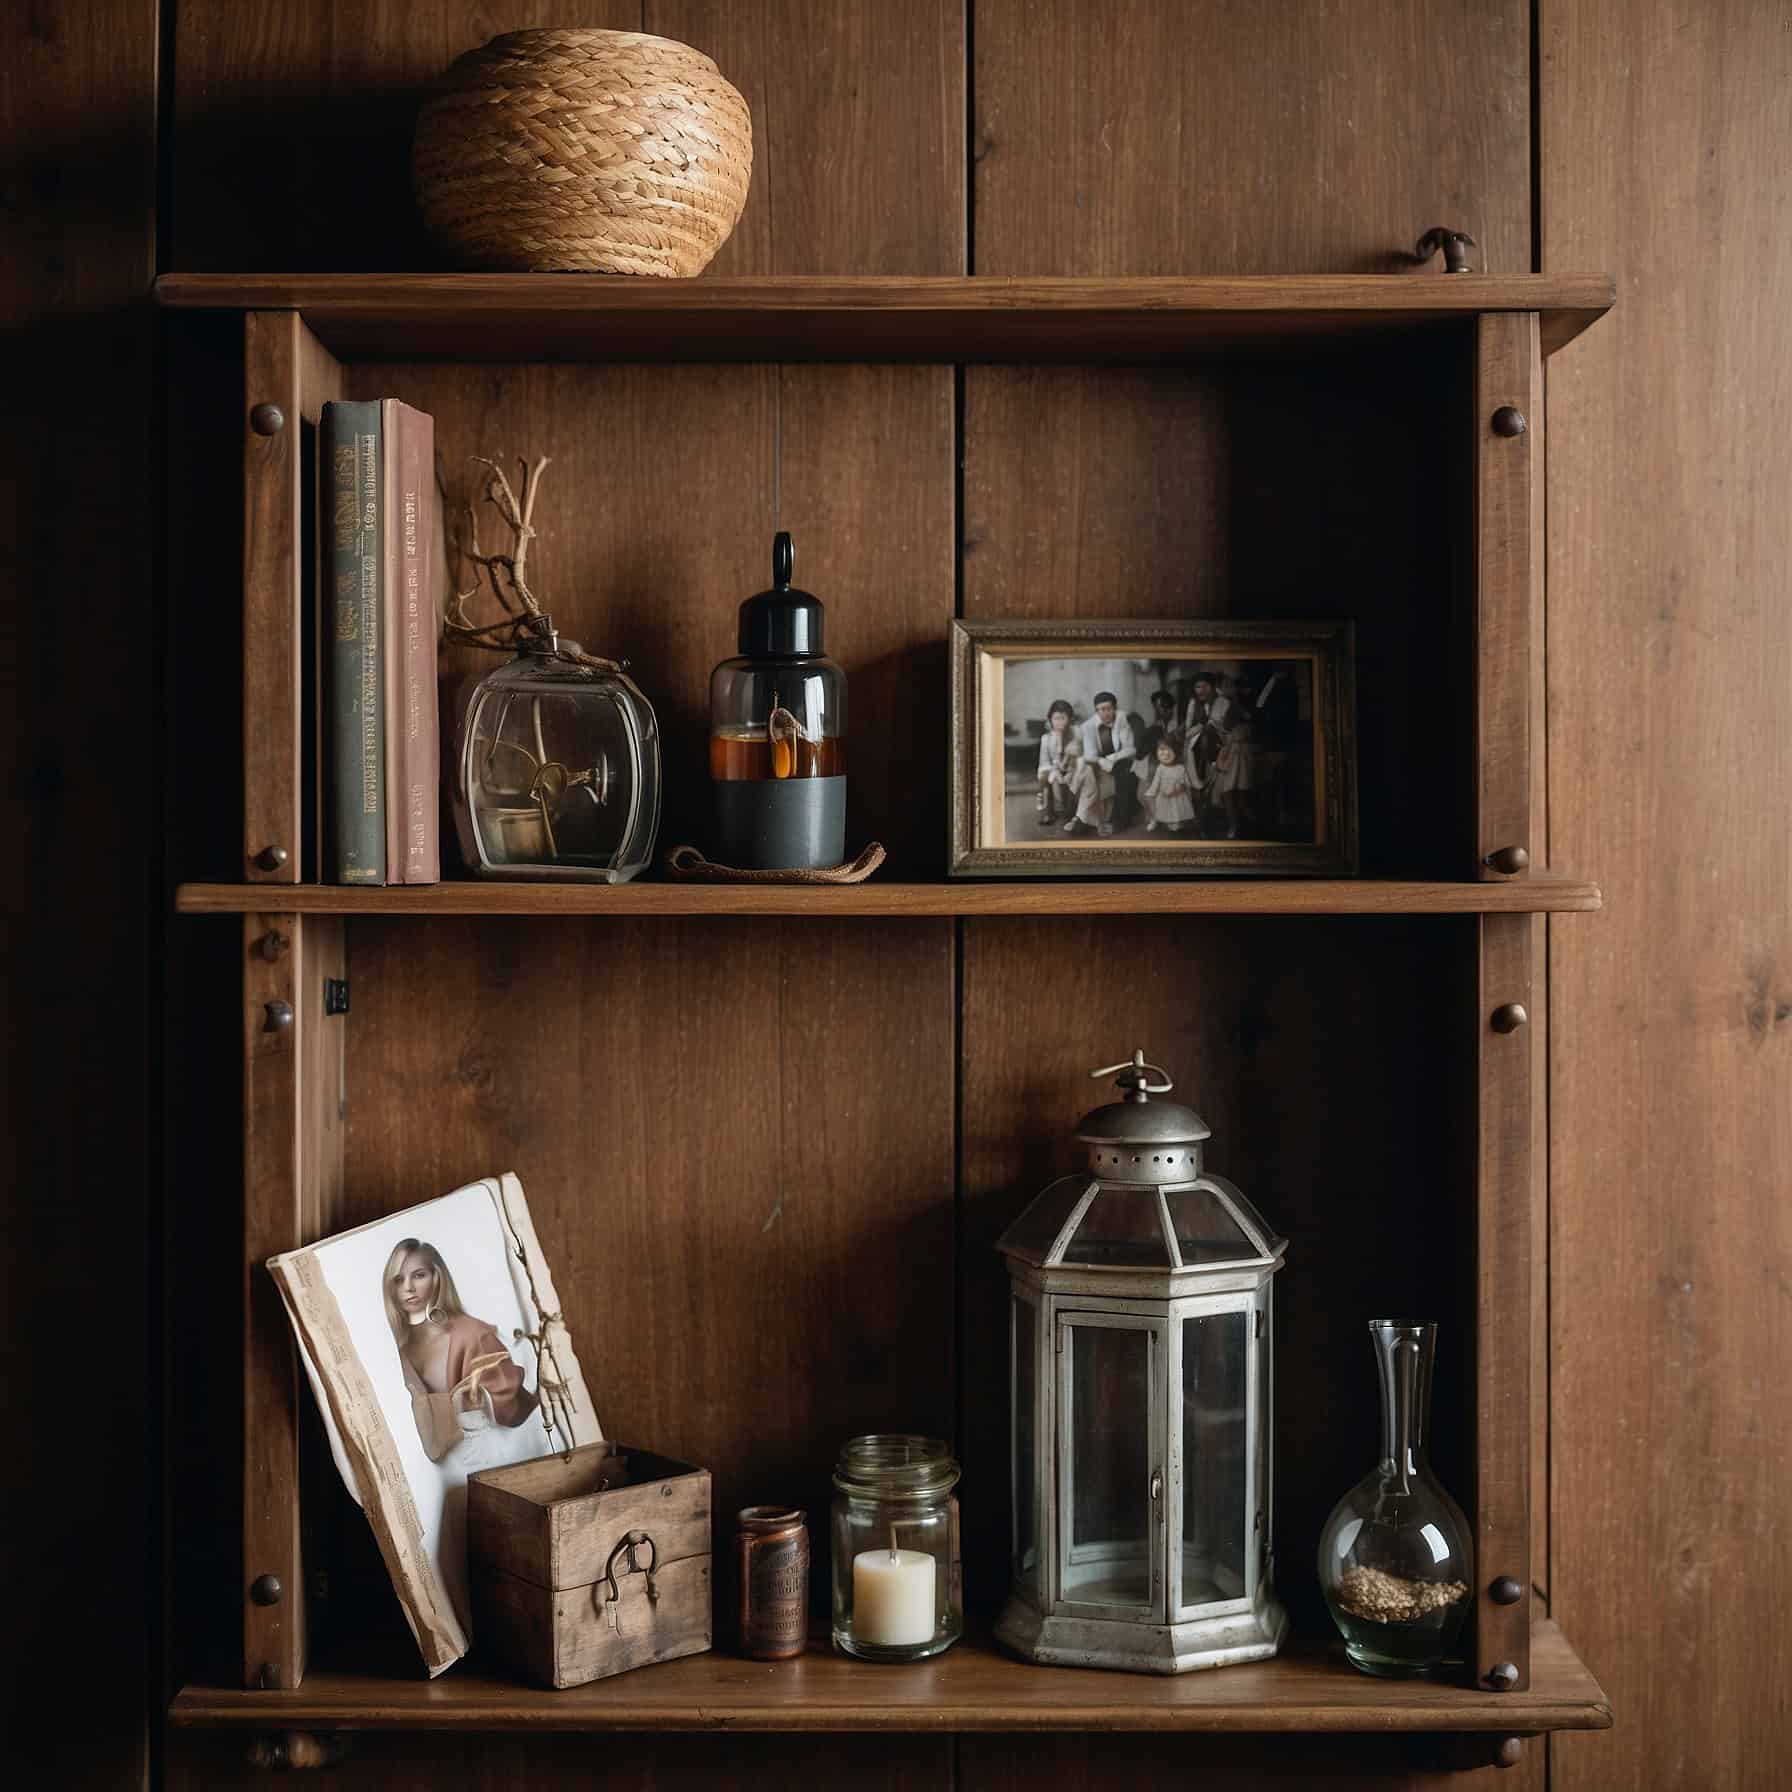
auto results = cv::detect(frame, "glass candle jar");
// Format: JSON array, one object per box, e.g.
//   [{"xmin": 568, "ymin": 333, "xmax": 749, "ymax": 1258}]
[
  {"xmin": 708, "ymin": 532, "xmax": 846, "ymax": 870},
  {"xmin": 831, "ymin": 1435, "xmax": 962, "ymax": 1662}
]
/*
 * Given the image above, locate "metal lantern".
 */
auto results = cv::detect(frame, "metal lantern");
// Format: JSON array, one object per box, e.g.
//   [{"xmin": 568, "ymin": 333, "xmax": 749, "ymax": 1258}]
[{"xmin": 995, "ymin": 1050, "xmax": 1288, "ymax": 1674}]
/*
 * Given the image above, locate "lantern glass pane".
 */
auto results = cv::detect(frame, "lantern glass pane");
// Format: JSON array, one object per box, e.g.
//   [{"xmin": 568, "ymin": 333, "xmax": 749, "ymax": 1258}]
[
  {"xmin": 1066, "ymin": 1323, "xmax": 1152, "ymax": 1607},
  {"xmin": 1181, "ymin": 1310, "xmax": 1248, "ymax": 1607},
  {"xmin": 998, "ymin": 1175, "xmax": 1092, "ymax": 1263},
  {"xmin": 1063, "ymin": 1186, "xmax": 1174, "ymax": 1268},
  {"xmin": 1012, "ymin": 1297, "xmax": 1038, "ymax": 1596},
  {"xmin": 1164, "ymin": 1185, "xmax": 1258, "ymax": 1265}
]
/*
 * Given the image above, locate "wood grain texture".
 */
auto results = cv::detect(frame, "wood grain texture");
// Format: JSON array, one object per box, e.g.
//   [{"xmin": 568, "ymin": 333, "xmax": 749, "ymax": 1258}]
[
  {"xmin": 170, "ymin": 1, "xmax": 645, "ymax": 271},
  {"xmin": 169, "ymin": 1617, "xmax": 1607, "ymax": 1732},
  {"xmin": 0, "ymin": 2, "xmax": 159, "ymax": 1786},
  {"xmin": 477, "ymin": 1556, "xmax": 712, "ymax": 1690},
  {"xmin": 964, "ymin": 342, "xmax": 1477, "ymax": 880},
  {"xmin": 242, "ymin": 912, "xmax": 345, "ymax": 1688},
  {"xmin": 1467, "ymin": 315, "xmax": 1542, "ymax": 1689},
  {"xmin": 1542, "ymin": 2, "xmax": 1792, "ymax": 1786},
  {"xmin": 958, "ymin": 1731, "xmax": 1540, "ymax": 1789},
  {"xmin": 153, "ymin": 272, "xmax": 1616, "ymax": 360},
  {"xmin": 166, "ymin": 1731, "xmax": 950, "ymax": 1791},
  {"xmin": 242, "ymin": 313, "xmax": 305, "ymax": 880},
  {"xmin": 340, "ymin": 913, "xmax": 955, "ymax": 1638},
  {"xmin": 1473, "ymin": 914, "xmax": 1532, "ymax": 1687},
  {"xmin": 1474, "ymin": 312, "xmax": 1542, "ymax": 880},
  {"xmin": 175, "ymin": 877, "xmax": 1604, "ymax": 916},
  {"xmin": 973, "ymin": 0, "xmax": 1532, "ymax": 279},
  {"xmin": 643, "ymin": 0, "xmax": 966, "ymax": 276},
  {"xmin": 172, "ymin": 0, "xmax": 964, "ymax": 276}
]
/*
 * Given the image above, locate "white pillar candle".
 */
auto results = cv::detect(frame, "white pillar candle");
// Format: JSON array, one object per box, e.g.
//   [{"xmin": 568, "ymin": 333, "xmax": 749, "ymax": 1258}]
[{"xmin": 852, "ymin": 1547, "xmax": 937, "ymax": 1647}]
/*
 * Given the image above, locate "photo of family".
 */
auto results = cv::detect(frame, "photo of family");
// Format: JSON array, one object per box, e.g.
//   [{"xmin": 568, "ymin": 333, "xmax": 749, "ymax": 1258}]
[
  {"xmin": 950, "ymin": 619, "xmax": 1357, "ymax": 876},
  {"xmin": 1014, "ymin": 658, "xmax": 1317, "ymax": 846}
]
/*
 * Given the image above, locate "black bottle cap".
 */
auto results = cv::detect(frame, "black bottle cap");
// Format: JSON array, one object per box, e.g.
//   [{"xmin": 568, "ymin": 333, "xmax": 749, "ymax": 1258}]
[{"xmin": 738, "ymin": 531, "xmax": 825, "ymax": 657}]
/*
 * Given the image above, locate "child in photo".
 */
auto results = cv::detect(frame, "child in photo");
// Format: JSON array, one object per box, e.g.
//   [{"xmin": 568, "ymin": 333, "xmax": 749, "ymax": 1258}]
[
  {"xmin": 1137, "ymin": 733, "xmax": 1196, "ymax": 834},
  {"xmin": 1035, "ymin": 698, "xmax": 1078, "ymax": 828}
]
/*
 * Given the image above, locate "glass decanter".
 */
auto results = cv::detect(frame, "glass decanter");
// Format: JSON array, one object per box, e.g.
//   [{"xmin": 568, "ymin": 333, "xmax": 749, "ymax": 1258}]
[
  {"xmin": 1318, "ymin": 1320, "xmax": 1472, "ymax": 1678},
  {"xmin": 452, "ymin": 615, "xmax": 660, "ymax": 883}
]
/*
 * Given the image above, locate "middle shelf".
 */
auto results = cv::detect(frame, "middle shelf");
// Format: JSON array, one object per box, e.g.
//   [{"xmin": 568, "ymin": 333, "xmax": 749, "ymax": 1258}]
[{"xmin": 175, "ymin": 876, "xmax": 1600, "ymax": 919}]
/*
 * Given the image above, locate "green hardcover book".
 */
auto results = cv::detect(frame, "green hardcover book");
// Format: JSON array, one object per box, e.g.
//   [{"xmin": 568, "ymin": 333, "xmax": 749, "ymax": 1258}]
[{"xmin": 324, "ymin": 401, "xmax": 385, "ymax": 883}]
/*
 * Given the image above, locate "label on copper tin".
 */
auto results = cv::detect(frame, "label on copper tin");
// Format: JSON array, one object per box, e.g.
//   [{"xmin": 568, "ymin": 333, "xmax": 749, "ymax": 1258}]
[{"xmin": 739, "ymin": 1529, "xmax": 809, "ymax": 1658}]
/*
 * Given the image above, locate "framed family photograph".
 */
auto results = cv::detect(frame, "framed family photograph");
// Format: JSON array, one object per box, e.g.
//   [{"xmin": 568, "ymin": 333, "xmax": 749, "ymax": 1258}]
[{"xmin": 949, "ymin": 618, "xmax": 1357, "ymax": 876}]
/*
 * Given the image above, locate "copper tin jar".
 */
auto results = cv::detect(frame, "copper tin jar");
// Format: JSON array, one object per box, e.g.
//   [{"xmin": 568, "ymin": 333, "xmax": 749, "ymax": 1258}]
[{"xmin": 735, "ymin": 1506, "xmax": 810, "ymax": 1659}]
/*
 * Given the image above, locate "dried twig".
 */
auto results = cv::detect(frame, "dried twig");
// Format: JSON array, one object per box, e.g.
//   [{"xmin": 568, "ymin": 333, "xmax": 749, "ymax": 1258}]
[{"xmin": 442, "ymin": 453, "xmax": 620, "ymax": 671}]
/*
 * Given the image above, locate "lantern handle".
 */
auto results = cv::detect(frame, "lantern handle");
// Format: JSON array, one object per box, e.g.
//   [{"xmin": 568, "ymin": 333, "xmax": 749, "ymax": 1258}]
[{"xmin": 1089, "ymin": 1048, "xmax": 1174, "ymax": 1100}]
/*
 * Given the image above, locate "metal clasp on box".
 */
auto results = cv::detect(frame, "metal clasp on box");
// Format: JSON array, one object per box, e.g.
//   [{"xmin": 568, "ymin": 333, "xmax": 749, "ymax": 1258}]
[{"xmin": 598, "ymin": 1529, "xmax": 660, "ymax": 1632}]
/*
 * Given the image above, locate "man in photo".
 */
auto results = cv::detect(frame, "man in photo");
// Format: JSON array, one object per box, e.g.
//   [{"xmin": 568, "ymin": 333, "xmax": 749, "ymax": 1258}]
[
  {"xmin": 1069, "ymin": 690, "xmax": 1135, "ymax": 836},
  {"xmin": 1183, "ymin": 671, "xmax": 1230, "ymax": 835},
  {"xmin": 1137, "ymin": 689, "xmax": 1179, "ymax": 764}
]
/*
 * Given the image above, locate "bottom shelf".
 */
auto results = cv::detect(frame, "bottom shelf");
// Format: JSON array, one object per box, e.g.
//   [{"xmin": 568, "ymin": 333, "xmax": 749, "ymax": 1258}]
[{"xmin": 170, "ymin": 1620, "xmax": 1610, "ymax": 1735}]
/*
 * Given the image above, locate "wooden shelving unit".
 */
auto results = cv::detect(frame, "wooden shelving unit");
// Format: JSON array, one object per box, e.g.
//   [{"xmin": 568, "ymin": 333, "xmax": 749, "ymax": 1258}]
[
  {"xmin": 169, "ymin": 271, "xmax": 1613, "ymax": 1743},
  {"xmin": 176, "ymin": 877, "xmax": 1602, "ymax": 918},
  {"xmin": 171, "ymin": 1621, "xmax": 1608, "ymax": 1736}
]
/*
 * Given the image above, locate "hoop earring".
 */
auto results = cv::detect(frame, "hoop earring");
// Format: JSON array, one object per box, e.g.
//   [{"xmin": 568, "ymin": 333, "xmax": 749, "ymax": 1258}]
[{"xmin": 424, "ymin": 1301, "xmax": 444, "ymax": 1323}]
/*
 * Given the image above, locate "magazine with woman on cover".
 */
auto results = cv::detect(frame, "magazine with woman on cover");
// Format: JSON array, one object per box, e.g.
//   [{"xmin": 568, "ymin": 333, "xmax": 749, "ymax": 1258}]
[{"xmin": 267, "ymin": 1170, "xmax": 598, "ymax": 1674}]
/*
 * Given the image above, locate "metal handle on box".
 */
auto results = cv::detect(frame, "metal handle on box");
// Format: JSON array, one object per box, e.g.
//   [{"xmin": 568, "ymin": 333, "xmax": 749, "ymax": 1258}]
[{"xmin": 599, "ymin": 1528, "xmax": 662, "ymax": 1618}]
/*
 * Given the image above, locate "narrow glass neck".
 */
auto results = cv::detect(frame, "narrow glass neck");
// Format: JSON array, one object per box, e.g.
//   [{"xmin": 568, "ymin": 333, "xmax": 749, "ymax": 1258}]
[{"xmin": 1371, "ymin": 1321, "xmax": 1435, "ymax": 1488}]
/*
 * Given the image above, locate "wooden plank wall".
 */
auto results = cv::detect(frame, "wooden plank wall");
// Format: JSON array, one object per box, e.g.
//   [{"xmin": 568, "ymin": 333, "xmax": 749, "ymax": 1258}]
[
  {"xmin": 1540, "ymin": 4, "xmax": 1792, "ymax": 1789},
  {"xmin": 0, "ymin": 3, "xmax": 159, "ymax": 1789},
  {"xmin": 51, "ymin": 1, "xmax": 1769, "ymax": 1789}
]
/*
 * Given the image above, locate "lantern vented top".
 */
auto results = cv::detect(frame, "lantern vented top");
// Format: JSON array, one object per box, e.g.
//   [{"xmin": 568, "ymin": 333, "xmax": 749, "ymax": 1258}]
[{"xmin": 1077, "ymin": 1048, "xmax": 1212, "ymax": 1151}]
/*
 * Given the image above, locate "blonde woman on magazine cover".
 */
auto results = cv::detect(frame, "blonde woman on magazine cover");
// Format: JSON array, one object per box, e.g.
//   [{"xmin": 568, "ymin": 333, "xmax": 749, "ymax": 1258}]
[{"xmin": 382, "ymin": 1237, "xmax": 538, "ymax": 1465}]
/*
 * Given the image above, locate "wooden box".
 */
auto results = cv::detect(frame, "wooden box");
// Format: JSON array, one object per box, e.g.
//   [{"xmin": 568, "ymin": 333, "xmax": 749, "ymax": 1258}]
[{"xmin": 468, "ymin": 1442, "xmax": 713, "ymax": 1690}]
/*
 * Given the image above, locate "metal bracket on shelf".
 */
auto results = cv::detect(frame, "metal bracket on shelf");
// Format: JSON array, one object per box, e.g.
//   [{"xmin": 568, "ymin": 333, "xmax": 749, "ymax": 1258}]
[
  {"xmin": 1414, "ymin": 227, "xmax": 1479, "ymax": 274},
  {"xmin": 324, "ymin": 978, "xmax": 349, "ymax": 1016}
]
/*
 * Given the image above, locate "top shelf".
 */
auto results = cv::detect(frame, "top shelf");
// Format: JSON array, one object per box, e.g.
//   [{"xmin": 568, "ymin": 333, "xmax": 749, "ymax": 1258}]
[{"xmin": 153, "ymin": 273, "xmax": 1615, "ymax": 364}]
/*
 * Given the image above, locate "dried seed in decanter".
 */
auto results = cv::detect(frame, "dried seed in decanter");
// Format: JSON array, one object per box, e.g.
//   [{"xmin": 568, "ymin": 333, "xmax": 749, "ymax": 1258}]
[{"xmin": 1336, "ymin": 1563, "xmax": 1468, "ymax": 1626}]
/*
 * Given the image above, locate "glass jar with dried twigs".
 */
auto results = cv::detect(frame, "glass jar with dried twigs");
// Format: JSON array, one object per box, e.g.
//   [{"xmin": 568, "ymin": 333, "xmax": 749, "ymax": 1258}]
[{"xmin": 446, "ymin": 455, "xmax": 660, "ymax": 883}]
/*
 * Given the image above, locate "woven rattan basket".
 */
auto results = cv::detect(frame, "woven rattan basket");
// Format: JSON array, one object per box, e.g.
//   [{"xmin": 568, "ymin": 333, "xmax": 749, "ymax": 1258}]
[{"xmin": 413, "ymin": 29, "xmax": 752, "ymax": 276}]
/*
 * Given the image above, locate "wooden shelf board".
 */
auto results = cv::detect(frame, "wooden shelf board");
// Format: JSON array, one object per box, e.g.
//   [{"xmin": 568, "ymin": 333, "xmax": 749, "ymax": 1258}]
[
  {"xmin": 169, "ymin": 1620, "xmax": 1609, "ymax": 1736},
  {"xmin": 175, "ymin": 876, "xmax": 1601, "ymax": 918},
  {"xmin": 153, "ymin": 273, "xmax": 1615, "ymax": 362}
]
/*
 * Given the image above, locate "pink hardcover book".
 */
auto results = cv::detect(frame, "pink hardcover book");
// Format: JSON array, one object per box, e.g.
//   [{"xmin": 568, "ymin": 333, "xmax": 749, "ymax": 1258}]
[{"xmin": 381, "ymin": 399, "xmax": 441, "ymax": 882}]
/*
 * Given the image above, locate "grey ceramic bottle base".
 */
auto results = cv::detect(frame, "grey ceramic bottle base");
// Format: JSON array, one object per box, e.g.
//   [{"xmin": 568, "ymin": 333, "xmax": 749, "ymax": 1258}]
[{"xmin": 712, "ymin": 776, "xmax": 847, "ymax": 870}]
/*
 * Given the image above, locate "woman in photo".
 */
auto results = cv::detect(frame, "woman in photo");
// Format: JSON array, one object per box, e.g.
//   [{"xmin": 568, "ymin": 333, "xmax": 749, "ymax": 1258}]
[
  {"xmin": 382, "ymin": 1238, "xmax": 538, "ymax": 1466},
  {"xmin": 1035, "ymin": 698, "xmax": 1078, "ymax": 827},
  {"xmin": 1211, "ymin": 679, "xmax": 1258, "ymax": 839}
]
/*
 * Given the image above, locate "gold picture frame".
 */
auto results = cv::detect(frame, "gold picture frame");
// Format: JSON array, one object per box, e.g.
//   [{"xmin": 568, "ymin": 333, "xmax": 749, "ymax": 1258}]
[{"xmin": 949, "ymin": 618, "xmax": 1357, "ymax": 877}]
